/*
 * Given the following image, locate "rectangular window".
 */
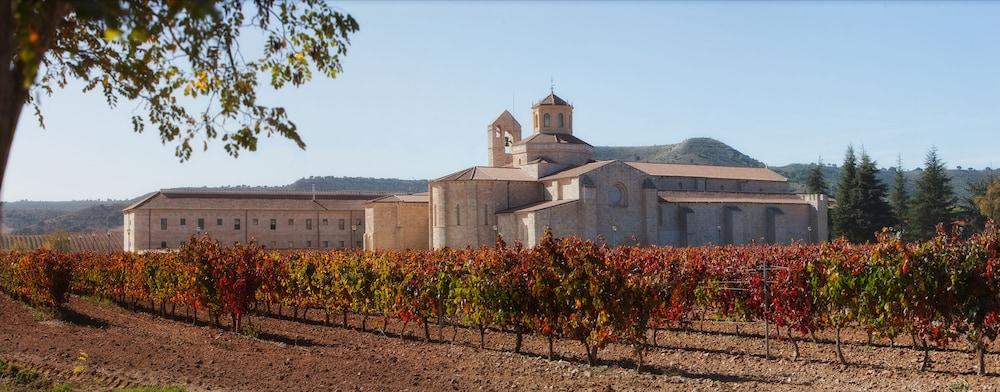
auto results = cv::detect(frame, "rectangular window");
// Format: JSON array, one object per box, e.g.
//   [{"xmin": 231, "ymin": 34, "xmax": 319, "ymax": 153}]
[
  {"xmin": 234, "ymin": 219, "xmax": 241, "ymax": 230},
  {"xmin": 180, "ymin": 218, "xmax": 186, "ymax": 226},
  {"xmin": 338, "ymin": 219, "xmax": 345, "ymax": 230},
  {"xmin": 484, "ymin": 205, "xmax": 489, "ymax": 226},
  {"xmin": 160, "ymin": 218, "xmax": 167, "ymax": 230},
  {"xmin": 306, "ymin": 219, "xmax": 313, "ymax": 230},
  {"xmin": 217, "ymin": 218, "xmax": 223, "ymax": 226},
  {"xmin": 322, "ymin": 218, "xmax": 329, "ymax": 226},
  {"xmin": 306, "ymin": 240, "xmax": 312, "ymax": 248},
  {"xmin": 456, "ymin": 205, "xmax": 461, "ymax": 226},
  {"xmin": 197, "ymin": 218, "xmax": 205, "ymax": 230},
  {"xmin": 339, "ymin": 240, "xmax": 345, "ymax": 249},
  {"xmin": 288, "ymin": 218, "xmax": 294, "ymax": 226},
  {"xmin": 323, "ymin": 241, "xmax": 329, "ymax": 248},
  {"xmin": 270, "ymin": 219, "xmax": 277, "ymax": 230},
  {"xmin": 287, "ymin": 241, "xmax": 294, "ymax": 248},
  {"xmin": 253, "ymin": 218, "xmax": 259, "ymax": 226},
  {"xmin": 160, "ymin": 241, "xmax": 167, "ymax": 249}
]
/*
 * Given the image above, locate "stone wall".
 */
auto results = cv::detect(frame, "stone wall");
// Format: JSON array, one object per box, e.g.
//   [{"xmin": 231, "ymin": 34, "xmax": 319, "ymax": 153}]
[
  {"xmin": 364, "ymin": 201, "xmax": 430, "ymax": 250},
  {"xmin": 430, "ymin": 180, "xmax": 544, "ymax": 249}
]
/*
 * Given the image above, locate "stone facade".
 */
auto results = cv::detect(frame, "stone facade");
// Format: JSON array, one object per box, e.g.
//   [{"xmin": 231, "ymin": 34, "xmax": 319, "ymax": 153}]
[
  {"xmin": 425, "ymin": 91, "xmax": 830, "ymax": 249},
  {"xmin": 122, "ymin": 190, "xmax": 375, "ymax": 251},
  {"xmin": 363, "ymin": 194, "xmax": 430, "ymax": 250}
]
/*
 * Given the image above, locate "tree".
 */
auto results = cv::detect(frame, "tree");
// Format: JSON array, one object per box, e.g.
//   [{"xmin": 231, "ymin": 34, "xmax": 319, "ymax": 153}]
[
  {"xmin": 959, "ymin": 173, "xmax": 995, "ymax": 233},
  {"xmin": 805, "ymin": 157, "xmax": 828, "ymax": 195},
  {"xmin": 909, "ymin": 148, "xmax": 956, "ymax": 241},
  {"xmin": 852, "ymin": 151, "xmax": 894, "ymax": 242},
  {"xmin": 1, "ymin": 0, "xmax": 359, "ymax": 193},
  {"xmin": 975, "ymin": 178, "xmax": 1000, "ymax": 221},
  {"xmin": 888, "ymin": 155, "xmax": 910, "ymax": 237},
  {"xmin": 833, "ymin": 146, "xmax": 862, "ymax": 241}
]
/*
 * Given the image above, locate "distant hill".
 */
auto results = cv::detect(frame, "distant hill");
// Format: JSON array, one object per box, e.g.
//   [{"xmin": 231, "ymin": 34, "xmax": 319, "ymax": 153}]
[
  {"xmin": 5, "ymin": 137, "xmax": 997, "ymax": 235},
  {"xmin": 595, "ymin": 138, "xmax": 765, "ymax": 167}
]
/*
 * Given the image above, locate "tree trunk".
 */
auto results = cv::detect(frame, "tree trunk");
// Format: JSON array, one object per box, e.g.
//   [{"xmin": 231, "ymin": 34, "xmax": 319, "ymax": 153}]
[
  {"xmin": 788, "ymin": 327, "xmax": 800, "ymax": 361},
  {"xmin": 400, "ymin": 319, "xmax": 409, "ymax": 341},
  {"xmin": 422, "ymin": 317, "xmax": 431, "ymax": 342},
  {"xmin": 652, "ymin": 327, "xmax": 658, "ymax": 347},
  {"xmin": 582, "ymin": 340, "xmax": 595, "ymax": 366},
  {"xmin": 634, "ymin": 343, "xmax": 644, "ymax": 371},
  {"xmin": 478, "ymin": 324, "xmax": 486, "ymax": 349},
  {"xmin": 342, "ymin": 309, "xmax": 349, "ymax": 328},
  {"xmin": 977, "ymin": 341, "xmax": 986, "ymax": 376},
  {"xmin": 547, "ymin": 335, "xmax": 555, "ymax": 360},
  {"xmin": 362, "ymin": 312, "xmax": 368, "ymax": 331},
  {"xmin": 920, "ymin": 338, "xmax": 931, "ymax": 371},
  {"xmin": 514, "ymin": 324, "xmax": 523, "ymax": 354},
  {"xmin": 835, "ymin": 325, "xmax": 847, "ymax": 365},
  {"xmin": 0, "ymin": 0, "xmax": 29, "ymax": 196},
  {"xmin": 381, "ymin": 316, "xmax": 389, "ymax": 336}
]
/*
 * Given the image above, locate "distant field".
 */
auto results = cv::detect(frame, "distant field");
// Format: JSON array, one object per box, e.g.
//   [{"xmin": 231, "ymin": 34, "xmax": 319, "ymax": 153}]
[{"xmin": 0, "ymin": 231, "xmax": 122, "ymax": 252}]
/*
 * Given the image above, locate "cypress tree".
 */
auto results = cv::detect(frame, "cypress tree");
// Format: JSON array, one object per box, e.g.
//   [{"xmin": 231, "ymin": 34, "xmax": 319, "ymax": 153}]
[
  {"xmin": 853, "ymin": 152, "xmax": 894, "ymax": 242},
  {"xmin": 888, "ymin": 155, "xmax": 910, "ymax": 238},
  {"xmin": 909, "ymin": 148, "xmax": 957, "ymax": 241},
  {"xmin": 833, "ymin": 146, "xmax": 861, "ymax": 241},
  {"xmin": 805, "ymin": 157, "xmax": 829, "ymax": 195}
]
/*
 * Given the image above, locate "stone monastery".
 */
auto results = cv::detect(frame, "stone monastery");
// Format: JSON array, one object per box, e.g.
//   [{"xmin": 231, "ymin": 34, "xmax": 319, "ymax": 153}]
[{"xmin": 123, "ymin": 91, "xmax": 829, "ymax": 251}]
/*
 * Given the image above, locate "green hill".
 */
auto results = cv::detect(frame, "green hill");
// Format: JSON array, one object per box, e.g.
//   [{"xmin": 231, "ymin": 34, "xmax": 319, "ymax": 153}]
[{"xmin": 594, "ymin": 137, "xmax": 764, "ymax": 167}]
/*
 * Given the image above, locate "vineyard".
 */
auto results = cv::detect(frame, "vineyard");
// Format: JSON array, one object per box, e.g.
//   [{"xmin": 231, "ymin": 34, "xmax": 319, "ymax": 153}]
[{"xmin": 2, "ymin": 223, "xmax": 1000, "ymax": 380}]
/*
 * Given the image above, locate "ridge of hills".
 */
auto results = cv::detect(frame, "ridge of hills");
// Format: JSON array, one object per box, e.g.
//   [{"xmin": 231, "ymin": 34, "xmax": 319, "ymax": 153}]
[{"xmin": 3, "ymin": 137, "xmax": 994, "ymax": 235}]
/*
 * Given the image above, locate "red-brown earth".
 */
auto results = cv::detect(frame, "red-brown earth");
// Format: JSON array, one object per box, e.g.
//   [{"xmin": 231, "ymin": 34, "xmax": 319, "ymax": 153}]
[{"xmin": 1, "ymin": 295, "xmax": 998, "ymax": 391}]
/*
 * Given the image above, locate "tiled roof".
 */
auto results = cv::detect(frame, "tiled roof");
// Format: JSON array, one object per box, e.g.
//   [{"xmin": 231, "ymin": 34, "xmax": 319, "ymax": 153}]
[
  {"xmin": 369, "ymin": 193, "xmax": 430, "ymax": 204},
  {"xmin": 533, "ymin": 93, "xmax": 569, "ymax": 107},
  {"xmin": 123, "ymin": 190, "xmax": 382, "ymax": 211},
  {"xmin": 626, "ymin": 162, "xmax": 787, "ymax": 182},
  {"xmin": 514, "ymin": 132, "xmax": 592, "ymax": 147},
  {"xmin": 434, "ymin": 166, "xmax": 536, "ymax": 182},
  {"xmin": 497, "ymin": 199, "xmax": 578, "ymax": 214},
  {"xmin": 658, "ymin": 191, "xmax": 811, "ymax": 205},
  {"xmin": 491, "ymin": 110, "xmax": 521, "ymax": 126},
  {"xmin": 538, "ymin": 160, "xmax": 614, "ymax": 181}
]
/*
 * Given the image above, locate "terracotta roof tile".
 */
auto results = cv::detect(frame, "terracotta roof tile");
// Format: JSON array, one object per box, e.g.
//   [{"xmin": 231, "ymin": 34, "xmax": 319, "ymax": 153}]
[
  {"xmin": 626, "ymin": 162, "xmax": 787, "ymax": 182},
  {"xmin": 369, "ymin": 193, "xmax": 430, "ymax": 204},
  {"xmin": 497, "ymin": 199, "xmax": 578, "ymax": 214},
  {"xmin": 532, "ymin": 93, "xmax": 569, "ymax": 107},
  {"xmin": 658, "ymin": 191, "xmax": 811, "ymax": 205},
  {"xmin": 434, "ymin": 166, "xmax": 536, "ymax": 182},
  {"xmin": 538, "ymin": 160, "xmax": 614, "ymax": 181},
  {"xmin": 514, "ymin": 132, "xmax": 592, "ymax": 147},
  {"xmin": 124, "ymin": 190, "xmax": 381, "ymax": 211}
]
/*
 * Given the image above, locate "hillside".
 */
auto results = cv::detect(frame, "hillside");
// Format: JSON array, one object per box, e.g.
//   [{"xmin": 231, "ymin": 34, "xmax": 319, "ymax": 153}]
[
  {"xmin": 594, "ymin": 137, "xmax": 765, "ymax": 167},
  {"xmin": 3, "ymin": 203, "xmax": 126, "ymax": 235}
]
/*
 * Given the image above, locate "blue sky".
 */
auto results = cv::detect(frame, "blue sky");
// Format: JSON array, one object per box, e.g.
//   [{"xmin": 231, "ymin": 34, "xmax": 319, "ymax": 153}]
[{"xmin": 5, "ymin": 1, "xmax": 1000, "ymax": 201}]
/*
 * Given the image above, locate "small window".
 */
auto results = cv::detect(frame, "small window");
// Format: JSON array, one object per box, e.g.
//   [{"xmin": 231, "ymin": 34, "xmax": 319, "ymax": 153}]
[
  {"xmin": 339, "ymin": 240, "xmax": 345, "ymax": 249},
  {"xmin": 270, "ymin": 219, "xmax": 277, "ymax": 230},
  {"xmin": 323, "ymin": 241, "xmax": 330, "ymax": 248},
  {"xmin": 288, "ymin": 218, "xmax": 294, "ymax": 226},
  {"xmin": 608, "ymin": 183, "xmax": 629, "ymax": 208},
  {"xmin": 306, "ymin": 240, "xmax": 312, "ymax": 248},
  {"xmin": 216, "ymin": 218, "xmax": 223, "ymax": 226},
  {"xmin": 484, "ymin": 205, "xmax": 489, "ymax": 226},
  {"xmin": 180, "ymin": 218, "xmax": 186, "ymax": 226},
  {"xmin": 558, "ymin": 113, "xmax": 564, "ymax": 128},
  {"xmin": 338, "ymin": 219, "xmax": 346, "ymax": 230},
  {"xmin": 720, "ymin": 185, "xmax": 725, "ymax": 191},
  {"xmin": 234, "ymin": 219, "xmax": 241, "ymax": 230},
  {"xmin": 197, "ymin": 218, "xmax": 205, "ymax": 230},
  {"xmin": 678, "ymin": 182, "xmax": 684, "ymax": 190},
  {"xmin": 160, "ymin": 241, "xmax": 167, "ymax": 249},
  {"xmin": 306, "ymin": 219, "xmax": 313, "ymax": 230},
  {"xmin": 322, "ymin": 218, "xmax": 329, "ymax": 226},
  {"xmin": 456, "ymin": 204, "xmax": 461, "ymax": 226},
  {"xmin": 287, "ymin": 241, "xmax": 294, "ymax": 248},
  {"xmin": 253, "ymin": 218, "xmax": 259, "ymax": 226},
  {"xmin": 160, "ymin": 218, "xmax": 167, "ymax": 230},
  {"xmin": 543, "ymin": 113, "xmax": 551, "ymax": 127}
]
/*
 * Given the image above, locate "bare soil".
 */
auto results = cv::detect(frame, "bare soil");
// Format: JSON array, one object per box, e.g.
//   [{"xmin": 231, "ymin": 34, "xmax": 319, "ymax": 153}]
[{"xmin": 1, "ymin": 295, "xmax": 998, "ymax": 391}]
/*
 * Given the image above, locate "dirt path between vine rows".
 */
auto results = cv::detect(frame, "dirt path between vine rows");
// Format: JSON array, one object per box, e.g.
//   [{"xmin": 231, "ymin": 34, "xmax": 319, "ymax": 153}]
[{"xmin": 1, "ymin": 295, "xmax": 999, "ymax": 391}]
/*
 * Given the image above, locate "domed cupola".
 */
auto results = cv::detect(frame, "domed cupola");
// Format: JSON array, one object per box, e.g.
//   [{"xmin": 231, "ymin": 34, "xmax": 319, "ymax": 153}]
[{"xmin": 531, "ymin": 90, "xmax": 573, "ymax": 135}]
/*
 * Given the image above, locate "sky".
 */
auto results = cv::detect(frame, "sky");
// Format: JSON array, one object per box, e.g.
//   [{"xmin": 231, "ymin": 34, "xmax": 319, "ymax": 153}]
[{"xmin": 5, "ymin": 1, "xmax": 1000, "ymax": 201}]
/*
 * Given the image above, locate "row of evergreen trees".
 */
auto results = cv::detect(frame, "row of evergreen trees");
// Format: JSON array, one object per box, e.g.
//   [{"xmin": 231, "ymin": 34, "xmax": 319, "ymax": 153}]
[{"xmin": 805, "ymin": 146, "xmax": 989, "ymax": 243}]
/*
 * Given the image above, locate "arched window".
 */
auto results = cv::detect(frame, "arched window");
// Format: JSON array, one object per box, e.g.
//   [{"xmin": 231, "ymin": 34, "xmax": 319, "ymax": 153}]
[
  {"xmin": 557, "ymin": 113, "xmax": 564, "ymax": 128},
  {"xmin": 543, "ymin": 113, "xmax": 551, "ymax": 127},
  {"xmin": 607, "ymin": 182, "xmax": 629, "ymax": 207},
  {"xmin": 455, "ymin": 204, "xmax": 461, "ymax": 226}
]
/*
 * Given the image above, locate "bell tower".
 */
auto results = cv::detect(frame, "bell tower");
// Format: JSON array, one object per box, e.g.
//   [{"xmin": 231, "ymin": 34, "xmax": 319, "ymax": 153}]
[
  {"xmin": 487, "ymin": 110, "xmax": 521, "ymax": 167},
  {"xmin": 531, "ymin": 89, "xmax": 573, "ymax": 135}
]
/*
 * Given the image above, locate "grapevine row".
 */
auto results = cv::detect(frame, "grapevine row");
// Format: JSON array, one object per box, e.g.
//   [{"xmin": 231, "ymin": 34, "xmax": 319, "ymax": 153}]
[{"xmin": 1, "ymin": 223, "xmax": 999, "ymax": 373}]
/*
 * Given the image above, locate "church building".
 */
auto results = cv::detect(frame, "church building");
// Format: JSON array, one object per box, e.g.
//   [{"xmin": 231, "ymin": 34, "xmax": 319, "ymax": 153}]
[{"xmin": 413, "ymin": 91, "xmax": 829, "ymax": 249}]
